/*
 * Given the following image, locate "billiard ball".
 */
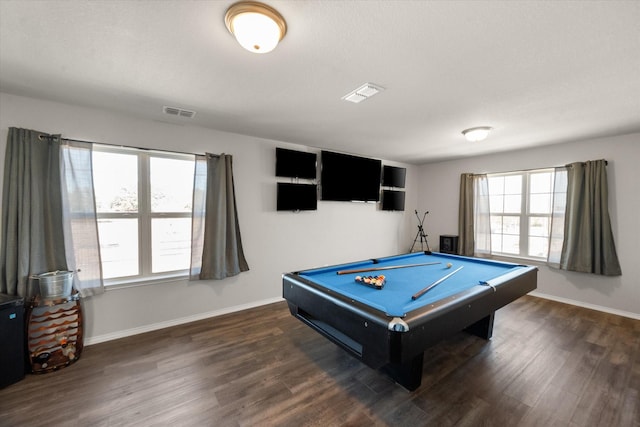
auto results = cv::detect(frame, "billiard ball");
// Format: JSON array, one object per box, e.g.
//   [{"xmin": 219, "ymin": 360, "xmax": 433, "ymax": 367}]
[{"xmin": 446, "ymin": 263, "xmax": 453, "ymax": 268}]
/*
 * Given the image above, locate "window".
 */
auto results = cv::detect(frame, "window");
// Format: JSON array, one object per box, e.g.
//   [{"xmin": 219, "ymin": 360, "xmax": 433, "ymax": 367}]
[
  {"xmin": 92, "ymin": 145, "xmax": 195, "ymax": 283},
  {"xmin": 488, "ymin": 169, "xmax": 555, "ymax": 260}
]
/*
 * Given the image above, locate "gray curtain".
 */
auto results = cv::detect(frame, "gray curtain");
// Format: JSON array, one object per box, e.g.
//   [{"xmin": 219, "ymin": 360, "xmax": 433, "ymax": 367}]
[
  {"xmin": 458, "ymin": 173, "xmax": 490, "ymax": 257},
  {"xmin": 190, "ymin": 153, "xmax": 249, "ymax": 280},
  {"xmin": 1, "ymin": 128, "xmax": 68, "ymax": 297},
  {"xmin": 458, "ymin": 174, "xmax": 475, "ymax": 256},
  {"xmin": 557, "ymin": 160, "xmax": 621, "ymax": 276}
]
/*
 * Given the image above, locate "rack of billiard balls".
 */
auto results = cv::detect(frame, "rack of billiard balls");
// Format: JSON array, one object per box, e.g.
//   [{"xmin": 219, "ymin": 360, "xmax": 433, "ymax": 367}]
[{"xmin": 354, "ymin": 275, "xmax": 386, "ymax": 290}]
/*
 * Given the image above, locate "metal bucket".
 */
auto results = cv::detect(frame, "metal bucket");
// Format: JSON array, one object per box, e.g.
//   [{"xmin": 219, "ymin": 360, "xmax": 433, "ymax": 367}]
[{"xmin": 33, "ymin": 270, "xmax": 74, "ymax": 299}]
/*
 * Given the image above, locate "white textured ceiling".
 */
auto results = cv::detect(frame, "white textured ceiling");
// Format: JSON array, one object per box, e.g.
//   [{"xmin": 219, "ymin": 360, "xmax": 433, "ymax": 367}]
[{"xmin": 1, "ymin": 0, "xmax": 639, "ymax": 164}]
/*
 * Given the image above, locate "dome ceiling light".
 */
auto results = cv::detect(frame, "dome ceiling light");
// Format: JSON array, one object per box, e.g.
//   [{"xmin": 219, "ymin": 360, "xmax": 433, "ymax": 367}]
[
  {"xmin": 462, "ymin": 126, "xmax": 493, "ymax": 142},
  {"xmin": 224, "ymin": 1, "xmax": 287, "ymax": 54}
]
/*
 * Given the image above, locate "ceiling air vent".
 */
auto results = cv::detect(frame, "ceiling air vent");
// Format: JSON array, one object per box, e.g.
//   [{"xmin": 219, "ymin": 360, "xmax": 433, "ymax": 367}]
[
  {"xmin": 341, "ymin": 83, "xmax": 385, "ymax": 104},
  {"xmin": 163, "ymin": 106, "xmax": 196, "ymax": 119}
]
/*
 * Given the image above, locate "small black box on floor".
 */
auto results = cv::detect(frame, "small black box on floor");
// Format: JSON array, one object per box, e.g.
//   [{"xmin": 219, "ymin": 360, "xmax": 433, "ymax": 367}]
[
  {"xmin": 440, "ymin": 235, "xmax": 459, "ymax": 255},
  {"xmin": 0, "ymin": 294, "xmax": 25, "ymax": 388}
]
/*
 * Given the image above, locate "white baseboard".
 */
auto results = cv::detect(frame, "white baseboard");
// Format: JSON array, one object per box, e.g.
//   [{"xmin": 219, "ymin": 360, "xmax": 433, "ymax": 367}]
[
  {"xmin": 529, "ymin": 291, "xmax": 640, "ymax": 320},
  {"xmin": 85, "ymin": 292, "xmax": 638, "ymax": 346},
  {"xmin": 85, "ymin": 296, "xmax": 285, "ymax": 346}
]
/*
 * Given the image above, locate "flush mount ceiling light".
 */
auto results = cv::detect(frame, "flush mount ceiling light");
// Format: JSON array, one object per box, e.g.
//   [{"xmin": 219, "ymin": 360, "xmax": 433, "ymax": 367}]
[
  {"xmin": 341, "ymin": 83, "xmax": 385, "ymax": 104},
  {"xmin": 224, "ymin": 1, "xmax": 287, "ymax": 54},
  {"xmin": 462, "ymin": 126, "xmax": 493, "ymax": 142}
]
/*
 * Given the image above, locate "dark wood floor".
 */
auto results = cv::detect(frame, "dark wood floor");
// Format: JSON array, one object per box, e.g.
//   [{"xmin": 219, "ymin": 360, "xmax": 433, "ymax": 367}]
[{"xmin": 1, "ymin": 295, "xmax": 638, "ymax": 427}]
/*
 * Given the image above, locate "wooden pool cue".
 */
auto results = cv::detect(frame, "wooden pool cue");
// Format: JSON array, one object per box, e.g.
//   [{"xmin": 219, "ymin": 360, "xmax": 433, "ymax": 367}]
[
  {"xmin": 336, "ymin": 261, "xmax": 441, "ymax": 275},
  {"xmin": 411, "ymin": 266, "xmax": 464, "ymax": 300}
]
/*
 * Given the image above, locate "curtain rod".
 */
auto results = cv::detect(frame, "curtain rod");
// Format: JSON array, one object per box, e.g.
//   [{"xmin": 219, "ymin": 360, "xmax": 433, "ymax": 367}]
[
  {"xmin": 469, "ymin": 160, "xmax": 608, "ymax": 176},
  {"xmin": 566, "ymin": 159, "xmax": 608, "ymax": 167},
  {"xmin": 37, "ymin": 134, "xmax": 204, "ymax": 157}
]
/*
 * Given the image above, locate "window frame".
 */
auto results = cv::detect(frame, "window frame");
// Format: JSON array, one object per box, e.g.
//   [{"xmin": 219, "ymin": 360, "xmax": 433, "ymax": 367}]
[
  {"xmin": 487, "ymin": 168, "xmax": 555, "ymax": 261},
  {"xmin": 92, "ymin": 144, "xmax": 195, "ymax": 287}
]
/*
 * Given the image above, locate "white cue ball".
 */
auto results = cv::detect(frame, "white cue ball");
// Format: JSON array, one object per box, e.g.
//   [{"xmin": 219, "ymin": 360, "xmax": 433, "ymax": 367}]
[{"xmin": 446, "ymin": 263, "xmax": 453, "ymax": 268}]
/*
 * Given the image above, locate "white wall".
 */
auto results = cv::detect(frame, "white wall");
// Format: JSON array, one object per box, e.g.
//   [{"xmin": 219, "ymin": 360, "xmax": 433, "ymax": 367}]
[
  {"xmin": 0, "ymin": 92, "xmax": 417, "ymax": 342},
  {"xmin": 418, "ymin": 134, "xmax": 640, "ymax": 318}
]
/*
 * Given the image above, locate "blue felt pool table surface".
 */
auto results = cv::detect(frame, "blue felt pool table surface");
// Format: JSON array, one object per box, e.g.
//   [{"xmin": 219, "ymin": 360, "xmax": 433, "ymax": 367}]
[{"xmin": 297, "ymin": 252, "xmax": 528, "ymax": 317}]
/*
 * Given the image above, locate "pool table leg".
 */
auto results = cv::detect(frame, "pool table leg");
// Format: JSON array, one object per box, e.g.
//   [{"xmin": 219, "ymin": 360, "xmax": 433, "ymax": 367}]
[
  {"xmin": 381, "ymin": 352, "xmax": 425, "ymax": 391},
  {"xmin": 464, "ymin": 312, "xmax": 495, "ymax": 340}
]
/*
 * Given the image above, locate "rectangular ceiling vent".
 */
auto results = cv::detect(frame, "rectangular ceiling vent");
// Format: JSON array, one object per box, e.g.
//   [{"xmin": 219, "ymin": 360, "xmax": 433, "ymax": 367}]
[
  {"xmin": 341, "ymin": 83, "xmax": 385, "ymax": 104},
  {"xmin": 163, "ymin": 106, "xmax": 196, "ymax": 119}
]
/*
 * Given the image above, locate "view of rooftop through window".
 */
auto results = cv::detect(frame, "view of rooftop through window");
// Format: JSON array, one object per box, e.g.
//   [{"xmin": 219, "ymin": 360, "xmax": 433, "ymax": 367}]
[
  {"xmin": 92, "ymin": 147, "xmax": 195, "ymax": 281},
  {"xmin": 488, "ymin": 169, "xmax": 554, "ymax": 260}
]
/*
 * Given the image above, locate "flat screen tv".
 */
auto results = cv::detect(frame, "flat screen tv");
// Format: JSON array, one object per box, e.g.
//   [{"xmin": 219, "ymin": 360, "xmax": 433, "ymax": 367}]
[
  {"xmin": 320, "ymin": 151, "xmax": 381, "ymax": 202},
  {"xmin": 382, "ymin": 165, "xmax": 406, "ymax": 188},
  {"xmin": 277, "ymin": 183, "xmax": 317, "ymax": 211},
  {"xmin": 381, "ymin": 190, "xmax": 406, "ymax": 211},
  {"xmin": 276, "ymin": 148, "xmax": 317, "ymax": 179}
]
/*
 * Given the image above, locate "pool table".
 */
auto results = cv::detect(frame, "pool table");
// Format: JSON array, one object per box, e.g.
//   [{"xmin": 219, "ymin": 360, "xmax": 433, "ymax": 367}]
[{"xmin": 282, "ymin": 251, "xmax": 537, "ymax": 390}]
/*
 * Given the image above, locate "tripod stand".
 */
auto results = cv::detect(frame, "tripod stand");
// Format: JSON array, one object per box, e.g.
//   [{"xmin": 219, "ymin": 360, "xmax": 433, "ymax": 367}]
[{"xmin": 410, "ymin": 210, "xmax": 432, "ymax": 253}]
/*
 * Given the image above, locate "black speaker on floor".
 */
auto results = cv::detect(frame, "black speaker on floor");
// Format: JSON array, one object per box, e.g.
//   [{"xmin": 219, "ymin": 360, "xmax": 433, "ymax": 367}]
[
  {"xmin": 439, "ymin": 235, "xmax": 459, "ymax": 255},
  {"xmin": 0, "ymin": 294, "xmax": 25, "ymax": 388}
]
